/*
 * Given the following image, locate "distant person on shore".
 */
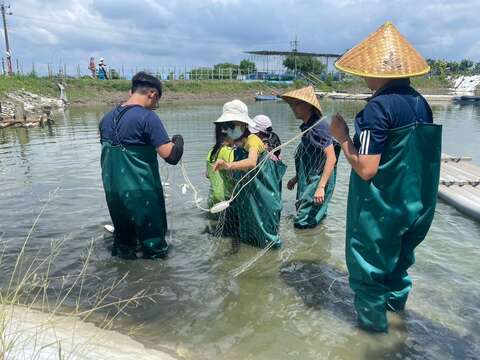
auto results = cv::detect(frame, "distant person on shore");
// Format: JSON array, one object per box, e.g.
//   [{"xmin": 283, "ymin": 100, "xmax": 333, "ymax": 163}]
[
  {"xmin": 99, "ymin": 72, "xmax": 184, "ymax": 259},
  {"xmin": 282, "ymin": 86, "xmax": 339, "ymax": 229},
  {"xmin": 88, "ymin": 57, "xmax": 96, "ymax": 78},
  {"xmin": 98, "ymin": 57, "xmax": 109, "ymax": 80},
  {"xmin": 329, "ymin": 22, "xmax": 442, "ymax": 332}
]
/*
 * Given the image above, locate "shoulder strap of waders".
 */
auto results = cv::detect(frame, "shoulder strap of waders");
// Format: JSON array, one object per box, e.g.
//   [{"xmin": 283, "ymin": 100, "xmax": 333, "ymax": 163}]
[
  {"xmin": 396, "ymin": 94, "xmax": 422, "ymax": 123},
  {"xmin": 112, "ymin": 105, "xmax": 141, "ymax": 145}
]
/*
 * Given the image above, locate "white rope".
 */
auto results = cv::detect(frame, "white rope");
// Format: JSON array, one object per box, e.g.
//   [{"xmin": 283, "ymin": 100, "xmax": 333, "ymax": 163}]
[
  {"xmin": 180, "ymin": 116, "xmax": 331, "ymax": 213},
  {"xmin": 230, "ymin": 239, "xmax": 278, "ymax": 278}
]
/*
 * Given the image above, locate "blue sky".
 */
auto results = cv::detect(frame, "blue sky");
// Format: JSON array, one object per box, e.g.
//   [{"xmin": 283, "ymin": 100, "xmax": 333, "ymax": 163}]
[{"xmin": 3, "ymin": 0, "xmax": 480, "ymax": 75}]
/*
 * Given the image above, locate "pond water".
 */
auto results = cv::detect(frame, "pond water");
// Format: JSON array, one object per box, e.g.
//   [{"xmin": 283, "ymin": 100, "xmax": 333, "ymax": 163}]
[{"xmin": 0, "ymin": 99, "xmax": 479, "ymax": 359}]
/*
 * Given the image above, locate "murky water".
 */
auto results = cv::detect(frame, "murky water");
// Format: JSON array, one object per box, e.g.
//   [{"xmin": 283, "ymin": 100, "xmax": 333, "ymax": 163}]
[{"xmin": 1, "ymin": 100, "xmax": 479, "ymax": 359}]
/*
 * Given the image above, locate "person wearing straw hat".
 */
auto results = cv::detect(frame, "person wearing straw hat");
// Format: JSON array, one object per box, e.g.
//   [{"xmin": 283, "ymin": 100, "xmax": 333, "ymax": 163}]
[
  {"xmin": 329, "ymin": 22, "xmax": 442, "ymax": 332},
  {"xmin": 282, "ymin": 86, "xmax": 339, "ymax": 229},
  {"xmin": 213, "ymin": 100, "xmax": 286, "ymax": 249}
]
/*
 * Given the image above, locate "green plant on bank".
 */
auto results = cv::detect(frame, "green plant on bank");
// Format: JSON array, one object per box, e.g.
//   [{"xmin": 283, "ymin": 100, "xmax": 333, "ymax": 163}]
[
  {"xmin": 427, "ymin": 58, "xmax": 480, "ymax": 78},
  {"xmin": 0, "ymin": 187, "xmax": 159, "ymax": 359},
  {"xmin": 283, "ymin": 55, "xmax": 327, "ymax": 77},
  {"xmin": 190, "ymin": 59, "xmax": 257, "ymax": 80},
  {"xmin": 0, "ymin": 74, "xmax": 454, "ymax": 105}
]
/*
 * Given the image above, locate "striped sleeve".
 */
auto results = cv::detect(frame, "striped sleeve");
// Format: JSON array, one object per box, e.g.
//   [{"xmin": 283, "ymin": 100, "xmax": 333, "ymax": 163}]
[
  {"xmin": 356, "ymin": 100, "xmax": 388, "ymax": 155},
  {"xmin": 359, "ymin": 130, "xmax": 371, "ymax": 155}
]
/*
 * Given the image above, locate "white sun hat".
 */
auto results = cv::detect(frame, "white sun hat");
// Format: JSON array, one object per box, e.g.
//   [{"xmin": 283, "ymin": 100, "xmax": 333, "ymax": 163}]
[
  {"xmin": 214, "ymin": 99, "xmax": 252, "ymax": 124},
  {"xmin": 249, "ymin": 114, "xmax": 272, "ymax": 134}
]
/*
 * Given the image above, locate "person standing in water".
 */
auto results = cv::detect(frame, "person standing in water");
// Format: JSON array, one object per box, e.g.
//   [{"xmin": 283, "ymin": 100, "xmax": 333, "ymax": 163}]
[
  {"xmin": 99, "ymin": 72, "xmax": 184, "ymax": 259},
  {"xmin": 206, "ymin": 116, "xmax": 235, "ymax": 208},
  {"xmin": 213, "ymin": 100, "xmax": 286, "ymax": 249},
  {"xmin": 330, "ymin": 22, "xmax": 442, "ymax": 332},
  {"xmin": 250, "ymin": 114, "xmax": 282, "ymax": 161},
  {"xmin": 282, "ymin": 86, "xmax": 339, "ymax": 229}
]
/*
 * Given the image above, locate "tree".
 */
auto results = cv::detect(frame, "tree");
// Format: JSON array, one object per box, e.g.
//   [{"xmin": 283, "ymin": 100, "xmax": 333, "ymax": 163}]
[
  {"xmin": 473, "ymin": 62, "xmax": 480, "ymax": 75},
  {"xmin": 213, "ymin": 63, "xmax": 239, "ymax": 79},
  {"xmin": 239, "ymin": 59, "xmax": 256, "ymax": 74},
  {"xmin": 190, "ymin": 67, "xmax": 213, "ymax": 80},
  {"xmin": 109, "ymin": 68, "xmax": 121, "ymax": 80},
  {"xmin": 459, "ymin": 59, "xmax": 474, "ymax": 74},
  {"xmin": 283, "ymin": 55, "xmax": 327, "ymax": 76}
]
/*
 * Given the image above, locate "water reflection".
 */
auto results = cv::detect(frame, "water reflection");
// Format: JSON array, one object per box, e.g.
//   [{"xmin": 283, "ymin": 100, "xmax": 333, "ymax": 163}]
[{"xmin": 280, "ymin": 260, "xmax": 479, "ymax": 359}]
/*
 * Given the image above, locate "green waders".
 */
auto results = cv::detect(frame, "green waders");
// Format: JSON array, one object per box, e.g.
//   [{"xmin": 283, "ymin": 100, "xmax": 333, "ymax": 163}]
[
  {"xmin": 346, "ymin": 123, "xmax": 442, "ymax": 332},
  {"xmin": 101, "ymin": 110, "xmax": 168, "ymax": 260},
  {"xmin": 294, "ymin": 141, "xmax": 340, "ymax": 229},
  {"xmin": 232, "ymin": 150, "xmax": 287, "ymax": 248}
]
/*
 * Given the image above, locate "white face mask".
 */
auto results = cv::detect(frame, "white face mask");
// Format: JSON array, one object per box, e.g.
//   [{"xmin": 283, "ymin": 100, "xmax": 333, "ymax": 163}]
[{"xmin": 226, "ymin": 126, "xmax": 243, "ymax": 140}]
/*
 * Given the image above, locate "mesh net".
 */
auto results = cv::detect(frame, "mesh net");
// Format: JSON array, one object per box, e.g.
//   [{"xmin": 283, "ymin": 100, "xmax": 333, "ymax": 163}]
[
  {"xmin": 104, "ymin": 116, "xmax": 339, "ymax": 275},
  {"xmin": 179, "ymin": 116, "xmax": 340, "ymax": 277}
]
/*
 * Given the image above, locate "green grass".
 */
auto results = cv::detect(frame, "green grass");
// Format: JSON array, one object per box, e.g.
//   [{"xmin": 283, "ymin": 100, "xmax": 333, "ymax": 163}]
[
  {"xmin": 0, "ymin": 76, "xmax": 291, "ymax": 102},
  {"xmin": 0, "ymin": 75, "xmax": 60, "ymax": 98}
]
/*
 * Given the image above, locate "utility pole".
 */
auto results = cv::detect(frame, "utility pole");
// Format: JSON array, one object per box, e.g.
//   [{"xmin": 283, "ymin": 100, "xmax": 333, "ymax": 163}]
[
  {"xmin": 290, "ymin": 34, "xmax": 298, "ymax": 77},
  {"xmin": 1, "ymin": 1, "xmax": 12, "ymax": 75}
]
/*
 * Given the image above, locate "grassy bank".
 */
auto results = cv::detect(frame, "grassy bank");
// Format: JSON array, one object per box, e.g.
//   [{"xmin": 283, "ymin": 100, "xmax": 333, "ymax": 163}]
[
  {"xmin": 0, "ymin": 75, "xmax": 453, "ymax": 104},
  {"xmin": 0, "ymin": 76, "xmax": 292, "ymax": 103}
]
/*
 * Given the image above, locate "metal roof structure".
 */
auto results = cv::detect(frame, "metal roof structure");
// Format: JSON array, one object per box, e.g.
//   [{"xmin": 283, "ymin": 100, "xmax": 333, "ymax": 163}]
[{"xmin": 245, "ymin": 50, "xmax": 342, "ymax": 58}]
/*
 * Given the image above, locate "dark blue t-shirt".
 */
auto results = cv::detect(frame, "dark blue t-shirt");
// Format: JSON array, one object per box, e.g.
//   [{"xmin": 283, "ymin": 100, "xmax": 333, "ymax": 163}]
[
  {"xmin": 354, "ymin": 79, "xmax": 433, "ymax": 155},
  {"xmin": 99, "ymin": 105, "xmax": 170, "ymax": 147},
  {"xmin": 300, "ymin": 114, "xmax": 333, "ymax": 149}
]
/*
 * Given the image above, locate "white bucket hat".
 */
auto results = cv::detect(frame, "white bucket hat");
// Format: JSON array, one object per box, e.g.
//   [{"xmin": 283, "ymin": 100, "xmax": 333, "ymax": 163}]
[
  {"xmin": 249, "ymin": 114, "xmax": 272, "ymax": 134},
  {"xmin": 215, "ymin": 99, "xmax": 252, "ymax": 125}
]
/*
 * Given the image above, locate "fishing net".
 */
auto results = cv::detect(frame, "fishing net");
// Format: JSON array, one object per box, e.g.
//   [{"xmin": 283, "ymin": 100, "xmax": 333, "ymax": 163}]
[
  {"xmin": 103, "ymin": 115, "xmax": 338, "ymax": 275},
  {"xmin": 180, "ymin": 116, "xmax": 340, "ymax": 277}
]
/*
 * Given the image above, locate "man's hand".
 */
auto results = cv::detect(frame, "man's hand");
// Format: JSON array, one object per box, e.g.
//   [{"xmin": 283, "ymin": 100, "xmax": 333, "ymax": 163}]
[
  {"xmin": 287, "ymin": 176, "xmax": 298, "ymax": 190},
  {"xmin": 330, "ymin": 113, "xmax": 350, "ymax": 143},
  {"xmin": 314, "ymin": 186, "xmax": 325, "ymax": 205}
]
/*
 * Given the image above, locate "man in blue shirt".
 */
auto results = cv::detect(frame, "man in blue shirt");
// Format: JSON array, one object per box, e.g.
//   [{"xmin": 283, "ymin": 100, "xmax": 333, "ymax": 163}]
[
  {"xmin": 330, "ymin": 22, "xmax": 442, "ymax": 332},
  {"xmin": 100, "ymin": 72, "xmax": 184, "ymax": 259}
]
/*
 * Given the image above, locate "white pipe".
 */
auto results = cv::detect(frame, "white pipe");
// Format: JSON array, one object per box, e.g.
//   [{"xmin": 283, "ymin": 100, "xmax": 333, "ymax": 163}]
[{"xmin": 438, "ymin": 185, "xmax": 480, "ymax": 221}]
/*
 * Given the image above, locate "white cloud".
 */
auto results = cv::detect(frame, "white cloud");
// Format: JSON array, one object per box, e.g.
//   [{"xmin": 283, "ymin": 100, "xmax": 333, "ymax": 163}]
[{"xmin": 3, "ymin": 0, "xmax": 479, "ymax": 76}]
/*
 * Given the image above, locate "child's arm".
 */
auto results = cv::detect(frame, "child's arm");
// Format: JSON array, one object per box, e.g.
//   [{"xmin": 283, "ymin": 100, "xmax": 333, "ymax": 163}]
[{"xmin": 214, "ymin": 149, "xmax": 258, "ymax": 171}]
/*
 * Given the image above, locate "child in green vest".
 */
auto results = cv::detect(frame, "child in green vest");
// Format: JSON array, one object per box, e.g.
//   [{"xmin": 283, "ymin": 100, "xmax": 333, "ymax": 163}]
[{"xmin": 213, "ymin": 102, "xmax": 286, "ymax": 248}]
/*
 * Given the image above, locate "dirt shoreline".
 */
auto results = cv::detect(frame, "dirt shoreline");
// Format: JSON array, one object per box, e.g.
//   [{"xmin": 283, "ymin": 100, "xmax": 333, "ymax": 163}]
[{"xmin": 69, "ymin": 89, "xmax": 274, "ymax": 107}]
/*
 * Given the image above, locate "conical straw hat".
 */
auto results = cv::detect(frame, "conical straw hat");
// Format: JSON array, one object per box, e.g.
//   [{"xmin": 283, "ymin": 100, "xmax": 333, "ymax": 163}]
[
  {"xmin": 335, "ymin": 21, "xmax": 430, "ymax": 78},
  {"xmin": 281, "ymin": 85, "xmax": 323, "ymax": 116}
]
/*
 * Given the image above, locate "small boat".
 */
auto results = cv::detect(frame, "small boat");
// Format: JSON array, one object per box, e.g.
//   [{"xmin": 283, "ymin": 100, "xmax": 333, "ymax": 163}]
[
  {"xmin": 438, "ymin": 154, "xmax": 480, "ymax": 221},
  {"xmin": 255, "ymin": 95, "xmax": 280, "ymax": 101},
  {"xmin": 453, "ymin": 95, "xmax": 480, "ymax": 104}
]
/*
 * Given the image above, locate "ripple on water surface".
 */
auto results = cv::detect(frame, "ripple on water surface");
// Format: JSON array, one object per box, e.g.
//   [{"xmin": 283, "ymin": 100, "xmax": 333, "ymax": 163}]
[{"xmin": 0, "ymin": 101, "xmax": 479, "ymax": 359}]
